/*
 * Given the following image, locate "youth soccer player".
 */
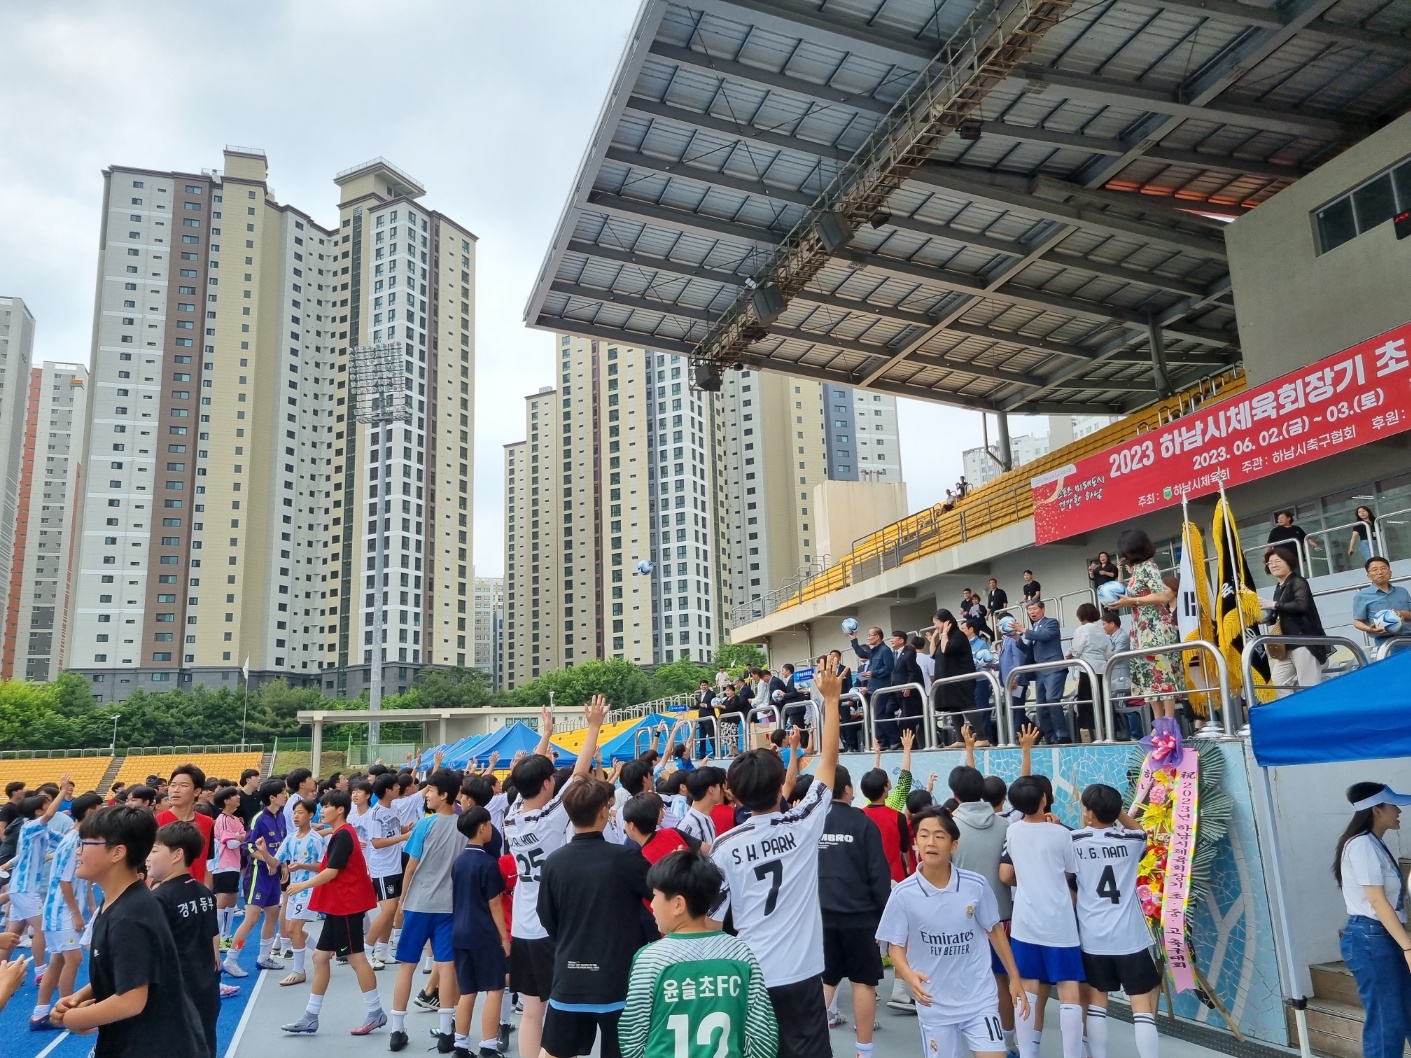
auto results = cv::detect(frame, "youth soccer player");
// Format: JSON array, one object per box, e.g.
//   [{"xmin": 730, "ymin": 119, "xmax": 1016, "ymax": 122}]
[
  {"xmin": 366, "ymin": 772, "xmax": 411, "ymax": 968},
  {"xmin": 0, "ymin": 779, "xmax": 69, "ymax": 973},
  {"xmin": 211, "ymin": 786, "xmax": 247, "ymax": 946},
  {"xmin": 30, "ymin": 791, "xmax": 103, "ymax": 1028},
  {"xmin": 148, "ymin": 820, "xmax": 222, "ymax": 1058},
  {"xmin": 709, "ymin": 668, "xmax": 841, "ymax": 1058},
  {"xmin": 619, "ymin": 849, "xmax": 777, "ymax": 1058},
  {"xmin": 677, "ymin": 768, "xmax": 724, "ymax": 851},
  {"xmin": 1072, "ymin": 784, "xmax": 1161, "ymax": 1058},
  {"xmin": 503, "ymin": 699, "xmax": 610, "ymax": 1058},
  {"xmin": 50, "ymin": 805, "xmax": 205, "ymax": 1057},
  {"xmin": 280, "ymin": 789, "xmax": 386, "ymax": 1036},
  {"xmin": 276, "ymin": 796, "xmax": 326, "ymax": 986},
  {"xmin": 223, "ymin": 777, "xmax": 288, "ymax": 976},
  {"xmin": 999, "ymin": 776, "xmax": 1084, "ymax": 1058},
  {"xmin": 877, "ymin": 807, "xmax": 1028, "ymax": 1058},
  {"xmin": 451, "ymin": 806, "xmax": 510, "ymax": 1058}
]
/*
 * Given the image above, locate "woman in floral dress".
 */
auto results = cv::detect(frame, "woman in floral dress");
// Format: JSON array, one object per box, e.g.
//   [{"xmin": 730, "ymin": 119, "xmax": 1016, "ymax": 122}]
[{"xmin": 1109, "ymin": 527, "xmax": 1184, "ymax": 720}]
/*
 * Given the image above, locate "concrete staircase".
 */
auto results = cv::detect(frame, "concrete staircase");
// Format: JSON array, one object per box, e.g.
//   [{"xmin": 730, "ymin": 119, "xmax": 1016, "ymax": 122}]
[
  {"xmin": 97, "ymin": 756, "xmax": 125, "ymax": 798},
  {"xmin": 258, "ymin": 750, "xmax": 274, "ymax": 777}
]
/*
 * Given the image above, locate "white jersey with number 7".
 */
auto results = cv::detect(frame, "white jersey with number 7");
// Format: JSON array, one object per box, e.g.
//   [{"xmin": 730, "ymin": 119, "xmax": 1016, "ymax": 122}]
[{"xmin": 709, "ymin": 779, "xmax": 833, "ymax": 987}]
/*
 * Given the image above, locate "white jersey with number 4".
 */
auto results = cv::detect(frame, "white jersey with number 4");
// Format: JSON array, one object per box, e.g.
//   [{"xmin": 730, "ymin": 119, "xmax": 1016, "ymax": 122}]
[
  {"xmin": 1071, "ymin": 825, "xmax": 1153, "ymax": 956},
  {"xmin": 503, "ymin": 779, "xmax": 575, "ymax": 941},
  {"xmin": 710, "ymin": 779, "xmax": 832, "ymax": 987}
]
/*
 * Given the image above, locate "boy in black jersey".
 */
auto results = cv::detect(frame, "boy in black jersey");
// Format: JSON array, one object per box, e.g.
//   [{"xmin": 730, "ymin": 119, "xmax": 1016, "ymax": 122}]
[
  {"xmin": 51, "ymin": 805, "xmax": 205, "ymax": 1058},
  {"xmin": 149, "ymin": 820, "xmax": 222, "ymax": 1058}
]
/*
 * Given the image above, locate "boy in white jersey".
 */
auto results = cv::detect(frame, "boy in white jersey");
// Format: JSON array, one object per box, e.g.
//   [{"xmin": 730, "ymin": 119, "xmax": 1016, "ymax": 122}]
[
  {"xmin": 998, "ymin": 777, "xmax": 1084, "ymax": 1058},
  {"xmin": 877, "ymin": 807, "xmax": 1028, "ymax": 1058},
  {"xmin": 708, "ymin": 669, "xmax": 840, "ymax": 1058},
  {"xmin": 30, "ymin": 792, "xmax": 103, "ymax": 1029},
  {"xmin": 365, "ymin": 772, "xmax": 411, "ymax": 968},
  {"xmin": 276, "ymin": 797, "xmax": 327, "ymax": 987},
  {"xmin": 1072, "ymin": 784, "xmax": 1160, "ymax": 1058},
  {"xmin": 0, "ymin": 780, "xmax": 67, "ymax": 973},
  {"xmin": 677, "ymin": 768, "xmax": 724, "ymax": 851},
  {"xmin": 503, "ymin": 698, "xmax": 610, "ymax": 1058}
]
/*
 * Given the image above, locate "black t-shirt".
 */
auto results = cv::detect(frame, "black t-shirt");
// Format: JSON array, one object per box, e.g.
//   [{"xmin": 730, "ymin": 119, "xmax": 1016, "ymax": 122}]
[
  {"xmin": 1268, "ymin": 524, "xmax": 1307, "ymax": 546},
  {"xmin": 154, "ymin": 875, "xmax": 219, "ymax": 1009},
  {"xmin": 1092, "ymin": 562, "xmax": 1119, "ymax": 588},
  {"xmin": 0, "ymin": 803, "xmax": 20, "ymax": 858},
  {"xmin": 236, "ymin": 789, "xmax": 261, "ymax": 828},
  {"xmin": 1022, "ymin": 579, "xmax": 1042, "ymax": 599},
  {"xmin": 90, "ymin": 880, "xmax": 206, "ymax": 1058},
  {"xmin": 325, "ymin": 826, "xmax": 355, "ymax": 870}
]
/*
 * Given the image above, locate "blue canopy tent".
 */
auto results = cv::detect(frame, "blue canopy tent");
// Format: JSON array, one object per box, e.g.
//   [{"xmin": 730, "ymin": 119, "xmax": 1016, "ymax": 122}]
[
  {"xmin": 597, "ymin": 713, "xmax": 686, "ymax": 763},
  {"xmin": 1246, "ymin": 648, "xmax": 1411, "ymax": 1058},
  {"xmin": 416, "ymin": 732, "xmax": 480, "ymax": 770},
  {"xmin": 460, "ymin": 721, "xmax": 578, "ymax": 769},
  {"xmin": 439, "ymin": 732, "xmax": 492, "ymax": 770}
]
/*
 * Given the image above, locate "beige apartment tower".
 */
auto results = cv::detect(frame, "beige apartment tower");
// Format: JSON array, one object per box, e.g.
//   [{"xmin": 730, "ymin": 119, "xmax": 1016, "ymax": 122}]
[{"xmin": 0, "ymin": 298, "xmax": 35, "ymax": 667}]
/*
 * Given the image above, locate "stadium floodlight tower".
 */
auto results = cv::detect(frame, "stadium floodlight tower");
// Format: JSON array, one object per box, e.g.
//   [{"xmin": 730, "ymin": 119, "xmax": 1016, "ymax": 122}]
[{"xmin": 349, "ymin": 340, "xmax": 410, "ymax": 745}]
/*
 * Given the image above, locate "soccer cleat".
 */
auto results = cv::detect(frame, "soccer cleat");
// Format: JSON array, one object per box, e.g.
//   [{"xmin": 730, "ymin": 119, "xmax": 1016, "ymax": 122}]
[
  {"xmin": 351, "ymin": 1010, "xmax": 388, "ymax": 1037},
  {"xmin": 389, "ymin": 1029, "xmax": 409, "ymax": 1051},
  {"xmin": 479, "ymin": 1049, "xmax": 503, "ymax": 1058},
  {"xmin": 497, "ymin": 1023, "xmax": 511, "ymax": 1053},
  {"xmin": 430, "ymin": 1030, "xmax": 455, "ymax": 1053},
  {"xmin": 413, "ymin": 989, "xmax": 440, "ymax": 1012},
  {"xmin": 255, "ymin": 956, "xmax": 284, "ymax": 971},
  {"xmin": 220, "ymin": 937, "xmax": 232, "ymax": 951},
  {"xmin": 886, "ymin": 995, "xmax": 916, "ymax": 1013},
  {"xmin": 282, "ymin": 1013, "xmax": 320, "ymax": 1035},
  {"xmin": 454, "ymin": 1050, "xmax": 472, "ymax": 1058},
  {"xmin": 28, "ymin": 1014, "xmax": 59, "ymax": 1032},
  {"xmin": 223, "ymin": 959, "xmax": 249, "ymax": 978},
  {"xmin": 220, "ymin": 983, "xmax": 241, "ymax": 999}
]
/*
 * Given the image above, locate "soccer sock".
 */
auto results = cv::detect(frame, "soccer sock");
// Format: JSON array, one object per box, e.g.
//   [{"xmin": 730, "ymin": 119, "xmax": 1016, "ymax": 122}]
[
  {"xmin": 31, "ymin": 1003, "xmax": 51, "ymax": 1018},
  {"xmin": 500, "ymin": 992, "xmax": 512, "ymax": 1024},
  {"xmin": 1004, "ymin": 1029, "xmax": 1018, "ymax": 1053},
  {"xmin": 455, "ymin": 1036, "xmax": 470, "ymax": 1050},
  {"xmin": 306, "ymin": 993, "xmax": 325, "ymax": 1016},
  {"xmin": 363, "ymin": 989, "xmax": 383, "ymax": 1016},
  {"xmin": 259, "ymin": 937, "xmax": 273, "ymax": 960},
  {"xmin": 391, "ymin": 1010, "xmax": 407, "ymax": 1033},
  {"xmin": 292, "ymin": 945, "xmax": 306, "ymax": 974},
  {"xmin": 478, "ymin": 1040, "xmax": 499, "ymax": 1053},
  {"xmin": 1085, "ymin": 1006, "xmax": 1108, "ymax": 1058},
  {"xmin": 1133, "ymin": 1012, "xmax": 1159, "ymax": 1058},
  {"xmin": 1016, "ymin": 993, "xmax": 1041, "ymax": 1058},
  {"xmin": 1059, "ymin": 1003, "xmax": 1084, "ymax": 1058},
  {"xmin": 855, "ymin": 1044, "xmax": 873, "ymax": 1058},
  {"xmin": 277, "ymin": 933, "xmax": 290, "ymax": 952},
  {"xmin": 440, "ymin": 1008, "xmax": 455, "ymax": 1035}
]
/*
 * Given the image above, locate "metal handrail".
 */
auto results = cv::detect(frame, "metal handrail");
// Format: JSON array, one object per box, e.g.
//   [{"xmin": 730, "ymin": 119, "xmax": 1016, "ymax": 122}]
[
  {"xmin": 1106, "ymin": 639, "xmax": 1231, "ymax": 738},
  {"xmin": 867, "ymin": 682, "xmax": 928, "ymax": 745},
  {"xmin": 667, "ymin": 718, "xmax": 695, "ymax": 754},
  {"xmin": 1303, "ymin": 518, "xmax": 1380, "ymax": 578},
  {"xmin": 1241, "ymin": 635, "xmax": 1369, "ymax": 705},
  {"xmin": 633, "ymin": 726, "xmax": 656, "ymax": 759},
  {"xmin": 928, "ymin": 669, "xmax": 1009, "ymax": 746},
  {"xmin": 1055, "ymin": 588, "xmax": 1097, "ymax": 629},
  {"xmin": 1376, "ymin": 636, "xmax": 1411, "ymax": 660},
  {"xmin": 1005, "ymin": 658, "xmax": 1106, "ymax": 741}
]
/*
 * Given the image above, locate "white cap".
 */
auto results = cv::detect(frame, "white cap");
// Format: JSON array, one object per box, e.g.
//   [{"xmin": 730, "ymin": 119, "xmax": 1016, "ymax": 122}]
[{"xmin": 1351, "ymin": 785, "xmax": 1411, "ymax": 811}]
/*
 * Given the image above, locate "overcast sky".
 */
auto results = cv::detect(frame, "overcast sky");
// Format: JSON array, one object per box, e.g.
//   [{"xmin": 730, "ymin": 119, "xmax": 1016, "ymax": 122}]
[{"xmin": 0, "ymin": 1, "xmax": 1049, "ymax": 577}]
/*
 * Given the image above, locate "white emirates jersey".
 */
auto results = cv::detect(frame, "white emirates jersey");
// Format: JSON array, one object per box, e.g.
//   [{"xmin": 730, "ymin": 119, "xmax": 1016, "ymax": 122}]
[
  {"xmin": 1071, "ymin": 825, "xmax": 1154, "ymax": 956},
  {"xmin": 710, "ymin": 779, "xmax": 832, "ymax": 987},
  {"xmin": 876, "ymin": 867, "xmax": 1001, "ymax": 1026},
  {"xmin": 503, "ymin": 778, "xmax": 575, "ymax": 940}
]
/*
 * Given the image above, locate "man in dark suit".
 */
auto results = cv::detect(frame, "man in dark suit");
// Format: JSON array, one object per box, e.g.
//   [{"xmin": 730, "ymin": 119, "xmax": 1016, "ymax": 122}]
[
  {"xmin": 987, "ymin": 577, "xmax": 1008, "ymax": 616},
  {"xmin": 694, "ymin": 679, "xmax": 718, "ymax": 756},
  {"xmin": 1023, "ymin": 600, "xmax": 1071, "ymax": 744},
  {"xmin": 849, "ymin": 625, "xmax": 896, "ymax": 748},
  {"xmin": 890, "ymin": 630, "xmax": 926, "ymax": 747}
]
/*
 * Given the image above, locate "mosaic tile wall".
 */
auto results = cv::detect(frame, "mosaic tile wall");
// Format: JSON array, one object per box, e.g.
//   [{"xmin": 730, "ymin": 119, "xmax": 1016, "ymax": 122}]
[{"xmin": 828, "ymin": 741, "xmax": 1288, "ymax": 1046}]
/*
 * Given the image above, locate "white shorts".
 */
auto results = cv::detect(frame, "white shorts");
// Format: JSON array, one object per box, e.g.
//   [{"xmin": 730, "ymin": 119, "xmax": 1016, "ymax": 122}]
[
  {"xmin": 7, "ymin": 890, "xmax": 41, "ymax": 923},
  {"xmin": 918, "ymin": 1011, "xmax": 1006, "ymax": 1058},
  {"xmin": 285, "ymin": 886, "xmax": 318, "ymax": 922},
  {"xmin": 79, "ymin": 914, "xmax": 96, "ymax": 948},
  {"xmin": 44, "ymin": 926, "xmax": 82, "ymax": 953}
]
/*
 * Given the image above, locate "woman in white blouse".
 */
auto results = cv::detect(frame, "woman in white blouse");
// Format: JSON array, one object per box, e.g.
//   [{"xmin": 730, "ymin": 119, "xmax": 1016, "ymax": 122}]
[
  {"xmin": 1065, "ymin": 601, "xmax": 1111, "ymax": 742},
  {"xmin": 1335, "ymin": 781, "xmax": 1411, "ymax": 1058}
]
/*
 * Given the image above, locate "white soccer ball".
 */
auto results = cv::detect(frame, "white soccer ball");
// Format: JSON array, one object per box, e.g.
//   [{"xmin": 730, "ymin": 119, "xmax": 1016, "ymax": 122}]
[
  {"xmin": 1375, "ymin": 609, "xmax": 1403, "ymax": 634},
  {"xmin": 711, "ymin": 697, "xmax": 722, "ymax": 708},
  {"xmin": 998, "ymin": 615, "xmax": 1017, "ymax": 636},
  {"xmin": 841, "ymin": 617, "xmax": 859, "ymax": 634},
  {"xmin": 635, "ymin": 559, "xmax": 653, "ymax": 575},
  {"xmin": 973, "ymin": 646, "xmax": 995, "ymax": 667},
  {"xmin": 1097, "ymin": 581, "xmax": 1127, "ymax": 608},
  {"xmin": 771, "ymin": 689, "xmax": 785, "ymax": 703}
]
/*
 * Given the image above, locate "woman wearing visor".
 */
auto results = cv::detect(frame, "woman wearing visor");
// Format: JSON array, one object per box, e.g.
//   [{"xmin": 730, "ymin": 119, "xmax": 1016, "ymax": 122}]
[{"xmin": 1335, "ymin": 781, "xmax": 1411, "ymax": 1058}]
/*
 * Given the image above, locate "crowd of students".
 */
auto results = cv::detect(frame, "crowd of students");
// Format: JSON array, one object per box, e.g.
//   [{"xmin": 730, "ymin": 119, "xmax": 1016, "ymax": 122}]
[{"xmin": 0, "ymin": 673, "xmax": 1174, "ymax": 1058}]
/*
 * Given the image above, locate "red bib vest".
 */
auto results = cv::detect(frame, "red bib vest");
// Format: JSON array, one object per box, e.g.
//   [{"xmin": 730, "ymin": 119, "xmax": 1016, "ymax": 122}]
[{"xmin": 309, "ymin": 821, "xmax": 377, "ymax": 916}]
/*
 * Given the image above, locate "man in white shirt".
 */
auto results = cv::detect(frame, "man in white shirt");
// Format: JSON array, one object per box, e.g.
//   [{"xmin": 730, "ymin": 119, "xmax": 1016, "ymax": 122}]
[
  {"xmin": 998, "ymin": 777, "xmax": 1084, "ymax": 1058},
  {"xmin": 1072, "ymin": 784, "xmax": 1160, "ymax": 1058},
  {"xmin": 677, "ymin": 767, "xmax": 723, "ymax": 850},
  {"xmin": 711, "ymin": 670, "xmax": 841, "ymax": 1058}
]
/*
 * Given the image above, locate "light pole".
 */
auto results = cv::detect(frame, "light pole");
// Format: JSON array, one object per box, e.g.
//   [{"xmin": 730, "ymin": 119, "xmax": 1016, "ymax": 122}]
[
  {"xmin": 110, "ymin": 714, "xmax": 121, "ymax": 756},
  {"xmin": 349, "ymin": 340, "xmax": 410, "ymax": 746}
]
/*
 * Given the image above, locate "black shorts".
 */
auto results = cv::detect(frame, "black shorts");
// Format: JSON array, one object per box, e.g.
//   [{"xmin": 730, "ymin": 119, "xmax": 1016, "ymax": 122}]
[
  {"xmin": 822, "ymin": 925, "xmax": 883, "ymax": 987},
  {"xmin": 373, "ymin": 873, "xmax": 404, "ymax": 901},
  {"xmin": 1081, "ymin": 949, "xmax": 1161, "ymax": 996},
  {"xmin": 541, "ymin": 1006, "xmax": 620, "ymax": 1058},
  {"xmin": 316, "ymin": 912, "xmax": 366, "ymax": 957},
  {"xmin": 211, "ymin": 871, "xmax": 240, "ymax": 895},
  {"xmin": 455, "ymin": 943, "xmax": 508, "ymax": 995},
  {"xmin": 767, "ymin": 976, "xmax": 832, "ymax": 1058},
  {"xmin": 510, "ymin": 936, "xmax": 556, "ymax": 1001}
]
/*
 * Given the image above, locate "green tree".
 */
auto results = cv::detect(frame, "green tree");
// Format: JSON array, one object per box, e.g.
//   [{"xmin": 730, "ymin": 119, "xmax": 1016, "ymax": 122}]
[
  {"xmin": 713, "ymin": 643, "xmax": 766, "ymax": 675},
  {"xmin": 512, "ymin": 659, "xmax": 654, "ymax": 709},
  {"xmin": 650, "ymin": 658, "xmax": 711, "ymax": 698},
  {"xmin": 399, "ymin": 667, "xmax": 506, "ymax": 710}
]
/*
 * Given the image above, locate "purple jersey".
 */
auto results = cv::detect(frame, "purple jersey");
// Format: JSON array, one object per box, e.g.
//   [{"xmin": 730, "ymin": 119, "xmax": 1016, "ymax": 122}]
[{"xmin": 246, "ymin": 808, "xmax": 288, "ymax": 907}]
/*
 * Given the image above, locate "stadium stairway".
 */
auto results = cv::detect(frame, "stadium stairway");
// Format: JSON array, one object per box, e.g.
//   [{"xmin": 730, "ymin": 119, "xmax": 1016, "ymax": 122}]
[
  {"xmin": 258, "ymin": 749, "xmax": 274, "ymax": 777},
  {"xmin": 97, "ymin": 757, "xmax": 124, "ymax": 797}
]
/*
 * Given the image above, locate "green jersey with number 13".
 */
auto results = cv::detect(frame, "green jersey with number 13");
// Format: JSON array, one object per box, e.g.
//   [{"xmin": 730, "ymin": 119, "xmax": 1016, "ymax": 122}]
[{"xmin": 618, "ymin": 930, "xmax": 777, "ymax": 1058}]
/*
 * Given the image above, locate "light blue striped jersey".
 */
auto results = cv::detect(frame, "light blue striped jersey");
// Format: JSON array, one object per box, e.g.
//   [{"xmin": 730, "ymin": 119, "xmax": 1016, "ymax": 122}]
[
  {"xmin": 277, "ymin": 829, "xmax": 327, "ymax": 886},
  {"xmin": 12, "ymin": 818, "xmax": 51, "ymax": 895},
  {"xmin": 42, "ymin": 828, "xmax": 86, "ymax": 931}
]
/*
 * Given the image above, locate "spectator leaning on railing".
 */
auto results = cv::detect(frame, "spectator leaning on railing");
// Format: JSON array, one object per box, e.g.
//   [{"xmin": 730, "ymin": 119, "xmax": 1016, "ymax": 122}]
[{"xmin": 1352, "ymin": 556, "xmax": 1411, "ymax": 643}]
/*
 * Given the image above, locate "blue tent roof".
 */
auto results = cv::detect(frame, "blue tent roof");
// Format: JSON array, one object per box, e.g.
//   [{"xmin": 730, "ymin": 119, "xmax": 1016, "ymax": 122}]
[
  {"xmin": 1249, "ymin": 648, "xmax": 1411, "ymax": 766},
  {"xmin": 416, "ymin": 732, "xmax": 482, "ymax": 770},
  {"xmin": 439, "ymin": 733, "xmax": 491, "ymax": 770},
  {"xmin": 459, "ymin": 721, "xmax": 578, "ymax": 769},
  {"xmin": 598, "ymin": 713, "xmax": 688, "ymax": 763}
]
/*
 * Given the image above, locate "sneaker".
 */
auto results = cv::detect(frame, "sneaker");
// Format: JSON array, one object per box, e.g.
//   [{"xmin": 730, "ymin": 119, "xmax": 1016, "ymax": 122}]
[
  {"xmin": 219, "ymin": 983, "xmax": 242, "ymax": 999},
  {"xmin": 350, "ymin": 1010, "xmax": 388, "ymax": 1037},
  {"xmin": 371, "ymin": 954, "xmax": 387, "ymax": 971},
  {"xmin": 479, "ymin": 1048, "xmax": 503, "ymax": 1058},
  {"xmin": 827, "ymin": 1010, "xmax": 848, "ymax": 1028},
  {"xmin": 282, "ymin": 1013, "xmax": 320, "ymax": 1035},
  {"xmin": 223, "ymin": 959, "xmax": 249, "ymax": 978},
  {"xmin": 255, "ymin": 956, "xmax": 284, "ymax": 971},
  {"xmin": 454, "ymin": 1050, "xmax": 473, "ymax": 1058},
  {"xmin": 28, "ymin": 1014, "xmax": 59, "ymax": 1032},
  {"xmin": 413, "ymin": 990, "xmax": 440, "ymax": 1012},
  {"xmin": 497, "ymin": 1024, "xmax": 512, "ymax": 1053},
  {"xmin": 220, "ymin": 937, "xmax": 232, "ymax": 951},
  {"xmin": 887, "ymin": 995, "xmax": 916, "ymax": 1013},
  {"xmin": 430, "ymin": 1030, "xmax": 454, "ymax": 1053},
  {"xmin": 512, "ymin": 998, "xmax": 523, "ymax": 1015},
  {"xmin": 336, "ymin": 955, "xmax": 349, "ymax": 966},
  {"xmin": 389, "ymin": 1029, "xmax": 409, "ymax": 1052}
]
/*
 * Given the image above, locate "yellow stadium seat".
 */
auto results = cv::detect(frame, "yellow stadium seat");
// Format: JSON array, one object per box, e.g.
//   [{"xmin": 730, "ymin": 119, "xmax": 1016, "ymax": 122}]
[
  {"xmin": 113, "ymin": 752, "xmax": 264, "ymax": 789},
  {"xmin": 0, "ymin": 757, "xmax": 113, "ymax": 795}
]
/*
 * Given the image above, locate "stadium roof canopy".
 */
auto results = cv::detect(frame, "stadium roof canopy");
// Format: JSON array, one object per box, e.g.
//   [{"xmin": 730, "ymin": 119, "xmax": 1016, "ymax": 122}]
[{"xmin": 525, "ymin": 0, "xmax": 1411, "ymax": 415}]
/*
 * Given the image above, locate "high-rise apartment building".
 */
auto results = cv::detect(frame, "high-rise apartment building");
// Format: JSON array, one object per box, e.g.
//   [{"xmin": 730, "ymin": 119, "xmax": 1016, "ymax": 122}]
[
  {"xmin": 0, "ymin": 297, "xmax": 35, "ymax": 664},
  {"xmin": 821, "ymin": 385, "xmax": 902, "ymax": 482},
  {"xmin": 71, "ymin": 149, "xmax": 475, "ymax": 705},
  {"xmin": 472, "ymin": 575, "xmax": 502, "ymax": 685},
  {"xmin": 2, "ymin": 363, "xmax": 90, "ymax": 681}
]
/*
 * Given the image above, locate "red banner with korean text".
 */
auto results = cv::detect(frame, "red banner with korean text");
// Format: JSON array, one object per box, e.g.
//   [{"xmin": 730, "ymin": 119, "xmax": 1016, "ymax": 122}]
[{"xmin": 1031, "ymin": 320, "xmax": 1411, "ymax": 544}]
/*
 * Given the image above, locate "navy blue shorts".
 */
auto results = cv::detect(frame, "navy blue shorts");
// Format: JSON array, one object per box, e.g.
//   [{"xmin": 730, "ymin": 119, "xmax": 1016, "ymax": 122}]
[
  {"xmin": 989, "ymin": 920, "xmax": 1011, "ymax": 975},
  {"xmin": 455, "ymin": 943, "xmax": 508, "ymax": 995},
  {"xmin": 396, "ymin": 910, "xmax": 454, "ymax": 963},
  {"xmin": 1010, "ymin": 938, "xmax": 1085, "ymax": 984}
]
